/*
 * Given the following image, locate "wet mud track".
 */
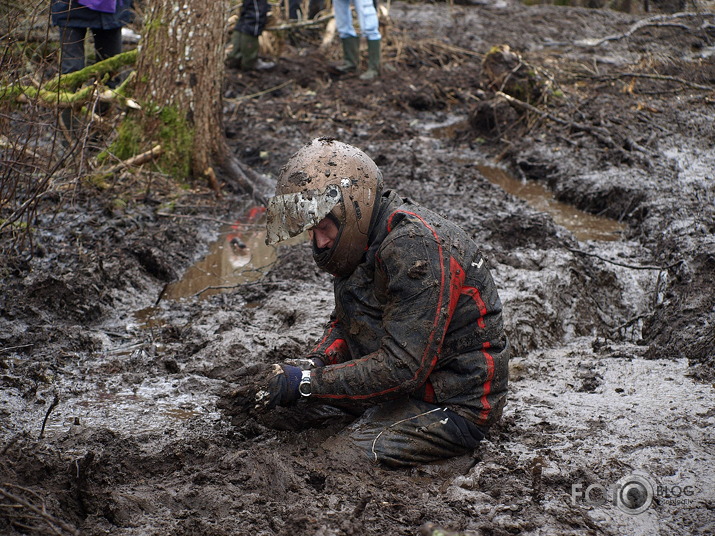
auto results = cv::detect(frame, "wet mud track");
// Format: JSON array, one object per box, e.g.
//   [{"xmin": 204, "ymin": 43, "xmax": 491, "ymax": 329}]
[{"xmin": 2, "ymin": 1, "xmax": 714, "ymax": 534}]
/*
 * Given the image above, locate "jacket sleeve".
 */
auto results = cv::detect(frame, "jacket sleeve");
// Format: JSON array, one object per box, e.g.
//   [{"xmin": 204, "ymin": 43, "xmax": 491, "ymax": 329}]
[
  {"xmin": 310, "ymin": 215, "xmax": 463, "ymax": 403},
  {"xmin": 306, "ymin": 312, "xmax": 353, "ymax": 366}
]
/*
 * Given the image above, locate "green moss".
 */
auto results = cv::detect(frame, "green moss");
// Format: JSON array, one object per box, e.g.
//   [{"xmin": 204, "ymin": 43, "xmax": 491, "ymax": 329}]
[
  {"xmin": 83, "ymin": 173, "xmax": 111, "ymax": 189},
  {"xmin": 0, "ymin": 219, "xmax": 29, "ymax": 231},
  {"xmin": 110, "ymin": 115, "xmax": 144, "ymax": 161},
  {"xmin": 111, "ymin": 198, "xmax": 128, "ymax": 210},
  {"xmin": 106, "ymin": 103, "xmax": 193, "ymax": 181},
  {"xmin": 156, "ymin": 105, "xmax": 194, "ymax": 180},
  {"xmin": 158, "ymin": 200, "xmax": 177, "ymax": 212}
]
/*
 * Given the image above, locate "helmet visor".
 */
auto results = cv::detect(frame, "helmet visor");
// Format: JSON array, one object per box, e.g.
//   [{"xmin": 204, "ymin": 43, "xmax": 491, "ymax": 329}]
[{"xmin": 265, "ymin": 184, "xmax": 342, "ymax": 245}]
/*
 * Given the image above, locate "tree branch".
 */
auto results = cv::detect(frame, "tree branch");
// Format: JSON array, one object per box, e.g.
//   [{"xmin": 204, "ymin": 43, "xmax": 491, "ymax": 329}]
[
  {"xmin": 575, "ymin": 12, "xmax": 715, "ymax": 47},
  {"xmin": 0, "ymin": 484, "xmax": 80, "ymax": 536},
  {"xmin": 265, "ymin": 13, "xmax": 334, "ymax": 32},
  {"xmin": 590, "ymin": 72, "xmax": 713, "ymax": 92}
]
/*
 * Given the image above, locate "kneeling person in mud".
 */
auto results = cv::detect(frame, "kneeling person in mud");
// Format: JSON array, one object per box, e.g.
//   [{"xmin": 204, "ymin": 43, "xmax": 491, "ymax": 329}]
[{"xmin": 236, "ymin": 138, "xmax": 510, "ymax": 468}]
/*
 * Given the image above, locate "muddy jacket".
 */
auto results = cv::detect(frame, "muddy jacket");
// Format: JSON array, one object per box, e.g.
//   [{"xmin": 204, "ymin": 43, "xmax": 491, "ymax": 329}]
[{"xmin": 309, "ymin": 190, "xmax": 510, "ymax": 427}]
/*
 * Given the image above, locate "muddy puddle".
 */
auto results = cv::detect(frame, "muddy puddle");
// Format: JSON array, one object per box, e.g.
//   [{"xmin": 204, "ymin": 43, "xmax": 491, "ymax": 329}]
[
  {"xmin": 423, "ymin": 116, "xmax": 626, "ymax": 241},
  {"xmin": 477, "ymin": 165, "xmax": 626, "ymax": 241},
  {"xmin": 161, "ymin": 214, "xmax": 278, "ymax": 301}
]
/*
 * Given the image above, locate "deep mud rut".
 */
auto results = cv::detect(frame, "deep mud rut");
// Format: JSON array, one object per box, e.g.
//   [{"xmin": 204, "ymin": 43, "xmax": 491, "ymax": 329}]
[{"xmin": 2, "ymin": 1, "xmax": 714, "ymax": 535}]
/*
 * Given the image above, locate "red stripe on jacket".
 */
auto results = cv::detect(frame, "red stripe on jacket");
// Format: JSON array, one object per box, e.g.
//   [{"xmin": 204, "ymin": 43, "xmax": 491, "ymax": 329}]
[
  {"xmin": 462, "ymin": 286, "xmax": 487, "ymax": 329},
  {"xmin": 478, "ymin": 341, "xmax": 495, "ymax": 424}
]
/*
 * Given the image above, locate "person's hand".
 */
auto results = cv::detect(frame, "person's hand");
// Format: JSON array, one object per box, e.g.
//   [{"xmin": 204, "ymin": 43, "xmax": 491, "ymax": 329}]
[
  {"xmin": 219, "ymin": 363, "xmax": 303, "ymax": 415},
  {"xmin": 254, "ymin": 364, "xmax": 302, "ymax": 409}
]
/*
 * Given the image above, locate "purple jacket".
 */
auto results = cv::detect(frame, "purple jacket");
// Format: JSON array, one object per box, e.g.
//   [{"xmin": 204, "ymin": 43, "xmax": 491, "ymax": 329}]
[{"xmin": 51, "ymin": 0, "xmax": 133, "ymax": 30}]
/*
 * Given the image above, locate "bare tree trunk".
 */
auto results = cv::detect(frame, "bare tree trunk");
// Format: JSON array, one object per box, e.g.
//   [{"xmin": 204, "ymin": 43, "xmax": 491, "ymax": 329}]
[{"xmin": 126, "ymin": 0, "xmax": 274, "ymax": 200}]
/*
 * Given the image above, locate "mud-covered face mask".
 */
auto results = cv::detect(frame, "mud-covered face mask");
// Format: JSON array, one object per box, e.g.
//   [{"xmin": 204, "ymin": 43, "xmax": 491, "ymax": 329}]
[{"xmin": 265, "ymin": 184, "xmax": 342, "ymax": 246}]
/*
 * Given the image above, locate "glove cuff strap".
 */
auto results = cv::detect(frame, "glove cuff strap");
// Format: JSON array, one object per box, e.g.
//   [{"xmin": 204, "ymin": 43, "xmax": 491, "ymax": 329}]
[{"xmin": 298, "ymin": 370, "xmax": 312, "ymax": 397}]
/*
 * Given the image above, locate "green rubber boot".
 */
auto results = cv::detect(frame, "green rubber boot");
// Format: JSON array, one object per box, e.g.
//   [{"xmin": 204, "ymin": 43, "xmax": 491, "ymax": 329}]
[
  {"xmin": 226, "ymin": 31, "xmax": 243, "ymax": 69},
  {"xmin": 360, "ymin": 39, "xmax": 381, "ymax": 80},
  {"xmin": 240, "ymin": 32, "xmax": 259, "ymax": 71},
  {"xmin": 336, "ymin": 36, "xmax": 359, "ymax": 74}
]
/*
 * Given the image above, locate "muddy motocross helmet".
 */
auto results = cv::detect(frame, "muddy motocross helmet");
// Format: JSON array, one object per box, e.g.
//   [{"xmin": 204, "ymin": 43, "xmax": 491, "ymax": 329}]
[{"xmin": 265, "ymin": 138, "xmax": 383, "ymax": 277}]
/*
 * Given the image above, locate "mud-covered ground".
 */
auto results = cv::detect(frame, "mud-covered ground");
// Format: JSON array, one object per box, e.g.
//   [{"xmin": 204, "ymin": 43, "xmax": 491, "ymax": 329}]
[{"xmin": 2, "ymin": 1, "xmax": 714, "ymax": 535}]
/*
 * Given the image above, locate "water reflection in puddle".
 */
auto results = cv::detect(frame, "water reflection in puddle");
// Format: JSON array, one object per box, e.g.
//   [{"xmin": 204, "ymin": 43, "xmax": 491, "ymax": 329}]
[
  {"xmin": 478, "ymin": 165, "xmax": 626, "ymax": 241},
  {"xmin": 162, "ymin": 209, "xmax": 278, "ymax": 300}
]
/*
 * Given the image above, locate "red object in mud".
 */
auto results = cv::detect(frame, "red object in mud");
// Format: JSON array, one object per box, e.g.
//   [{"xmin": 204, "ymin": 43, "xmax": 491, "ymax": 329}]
[{"xmin": 226, "ymin": 206, "xmax": 267, "ymax": 265}]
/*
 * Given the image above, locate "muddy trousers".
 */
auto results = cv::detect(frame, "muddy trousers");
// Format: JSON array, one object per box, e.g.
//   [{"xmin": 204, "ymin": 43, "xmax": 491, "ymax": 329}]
[{"xmin": 342, "ymin": 398, "xmax": 486, "ymax": 468}]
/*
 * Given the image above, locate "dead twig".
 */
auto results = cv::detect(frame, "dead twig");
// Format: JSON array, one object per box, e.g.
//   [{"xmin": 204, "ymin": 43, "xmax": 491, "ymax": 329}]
[
  {"xmin": 0, "ymin": 484, "xmax": 80, "ymax": 536},
  {"xmin": 567, "ymin": 247, "xmax": 683, "ymax": 271},
  {"xmin": 587, "ymin": 72, "xmax": 713, "ymax": 92},
  {"xmin": 106, "ymin": 144, "xmax": 163, "ymax": 174},
  {"xmin": 495, "ymin": 90, "xmax": 657, "ymax": 166},
  {"xmin": 576, "ymin": 12, "xmax": 715, "ymax": 47},
  {"xmin": 495, "ymin": 91, "xmax": 616, "ymax": 148},
  {"xmin": 266, "ymin": 13, "xmax": 333, "ymax": 32},
  {"xmin": 226, "ymin": 80, "xmax": 294, "ymax": 103},
  {"xmin": 420, "ymin": 38, "xmax": 482, "ymax": 59},
  {"xmin": 39, "ymin": 395, "xmax": 59, "ymax": 439},
  {"xmin": 156, "ymin": 212, "xmax": 235, "ymax": 226}
]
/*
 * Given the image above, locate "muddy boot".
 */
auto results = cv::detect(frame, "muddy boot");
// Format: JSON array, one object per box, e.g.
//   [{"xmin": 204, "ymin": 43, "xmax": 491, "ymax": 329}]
[
  {"xmin": 226, "ymin": 31, "xmax": 243, "ymax": 69},
  {"xmin": 359, "ymin": 39, "xmax": 381, "ymax": 80},
  {"xmin": 333, "ymin": 36, "xmax": 359, "ymax": 74},
  {"xmin": 240, "ymin": 32, "xmax": 275, "ymax": 71}
]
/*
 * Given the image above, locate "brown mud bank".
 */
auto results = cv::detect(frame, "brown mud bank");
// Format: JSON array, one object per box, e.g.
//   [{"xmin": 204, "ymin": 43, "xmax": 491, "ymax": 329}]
[{"xmin": 2, "ymin": 1, "xmax": 714, "ymax": 535}]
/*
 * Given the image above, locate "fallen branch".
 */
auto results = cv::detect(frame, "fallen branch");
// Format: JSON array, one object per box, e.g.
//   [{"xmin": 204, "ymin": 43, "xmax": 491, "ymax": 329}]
[
  {"xmin": 575, "ymin": 12, "xmax": 715, "ymax": 47},
  {"xmin": 0, "ymin": 484, "xmax": 80, "ymax": 536},
  {"xmin": 567, "ymin": 247, "xmax": 683, "ymax": 271},
  {"xmin": 495, "ymin": 91, "xmax": 616, "ymax": 148},
  {"xmin": 155, "ymin": 213, "xmax": 235, "ymax": 225},
  {"xmin": 107, "ymin": 144, "xmax": 163, "ymax": 173},
  {"xmin": 593, "ymin": 72, "xmax": 713, "ymax": 92},
  {"xmin": 220, "ymin": 154, "xmax": 275, "ymax": 205},
  {"xmin": 266, "ymin": 13, "xmax": 334, "ymax": 32}
]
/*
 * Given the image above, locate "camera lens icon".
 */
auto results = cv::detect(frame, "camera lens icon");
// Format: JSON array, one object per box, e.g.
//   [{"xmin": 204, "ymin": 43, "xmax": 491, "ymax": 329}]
[{"xmin": 616, "ymin": 474, "xmax": 654, "ymax": 515}]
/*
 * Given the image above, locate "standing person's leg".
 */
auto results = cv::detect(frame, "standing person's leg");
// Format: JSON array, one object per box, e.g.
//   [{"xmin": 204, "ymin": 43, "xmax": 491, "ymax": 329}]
[
  {"xmin": 234, "ymin": 0, "xmax": 274, "ymax": 71},
  {"xmin": 59, "ymin": 26, "xmax": 87, "ymax": 75},
  {"xmin": 332, "ymin": 0, "xmax": 359, "ymax": 74},
  {"xmin": 58, "ymin": 26, "xmax": 87, "ymax": 136},
  {"xmin": 353, "ymin": 0, "xmax": 381, "ymax": 80},
  {"xmin": 288, "ymin": 0, "xmax": 301, "ymax": 19},
  {"xmin": 308, "ymin": 0, "xmax": 325, "ymax": 19},
  {"xmin": 91, "ymin": 28, "xmax": 123, "ymax": 88}
]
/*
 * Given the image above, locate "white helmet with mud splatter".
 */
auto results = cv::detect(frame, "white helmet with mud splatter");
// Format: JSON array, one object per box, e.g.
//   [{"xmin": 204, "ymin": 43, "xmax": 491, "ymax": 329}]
[{"xmin": 265, "ymin": 137, "xmax": 383, "ymax": 277}]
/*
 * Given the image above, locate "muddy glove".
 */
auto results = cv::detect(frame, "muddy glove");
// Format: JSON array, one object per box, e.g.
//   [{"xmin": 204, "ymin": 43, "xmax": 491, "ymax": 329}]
[
  {"xmin": 218, "ymin": 363, "xmax": 304, "ymax": 419},
  {"xmin": 254, "ymin": 364, "xmax": 303, "ymax": 409}
]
